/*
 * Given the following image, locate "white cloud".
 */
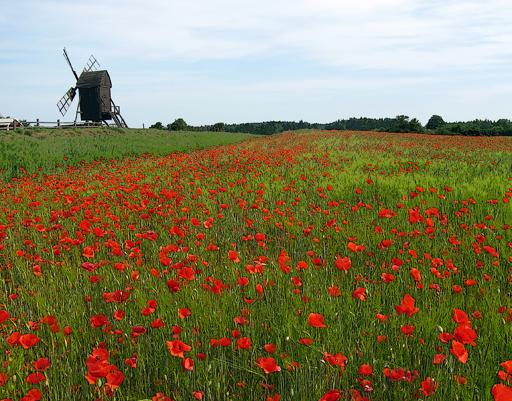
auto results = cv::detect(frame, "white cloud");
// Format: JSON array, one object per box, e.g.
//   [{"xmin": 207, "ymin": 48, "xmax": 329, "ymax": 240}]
[
  {"xmin": 1, "ymin": 0, "xmax": 512, "ymax": 125},
  {"xmin": 5, "ymin": 0, "xmax": 512, "ymax": 69}
]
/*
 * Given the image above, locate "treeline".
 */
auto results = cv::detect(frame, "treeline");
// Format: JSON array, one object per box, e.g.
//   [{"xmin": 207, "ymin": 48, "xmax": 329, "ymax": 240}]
[
  {"xmin": 151, "ymin": 115, "xmax": 512, "ymax": 136},
  {"xmin": 431, "ymin": 118, "xmax": 512, "ymax": 136}
]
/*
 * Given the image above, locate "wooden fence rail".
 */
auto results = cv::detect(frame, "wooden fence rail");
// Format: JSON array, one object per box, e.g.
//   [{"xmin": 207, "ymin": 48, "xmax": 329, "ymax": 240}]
[{"xmin": 24, "ymin": 119, "xmax": 103, "ymax": 128}]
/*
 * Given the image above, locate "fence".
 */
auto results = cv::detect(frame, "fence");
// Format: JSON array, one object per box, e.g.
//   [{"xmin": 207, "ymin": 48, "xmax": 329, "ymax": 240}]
[{"xmin": 23, "ymin": 119, "xmax": 103, "ymax": 128}]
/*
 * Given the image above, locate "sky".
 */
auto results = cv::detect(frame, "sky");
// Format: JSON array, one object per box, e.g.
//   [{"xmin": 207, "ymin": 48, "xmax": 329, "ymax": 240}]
[{"xmin": 1, "ymin": 0, "xmax": 511, "ymax": 128}]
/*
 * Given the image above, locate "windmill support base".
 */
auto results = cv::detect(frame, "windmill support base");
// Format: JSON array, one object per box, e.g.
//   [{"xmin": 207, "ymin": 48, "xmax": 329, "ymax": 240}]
[{"xmin": 74, "ymin": 103, "xmax": 80, "ymax": 126}]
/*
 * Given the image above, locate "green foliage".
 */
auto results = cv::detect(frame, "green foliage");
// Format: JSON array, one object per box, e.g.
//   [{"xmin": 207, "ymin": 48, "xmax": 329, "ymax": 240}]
[
  {"xmin": 426, "ymin": 115, "xmax": 445, "ymax": 130},
  {"xmin": 186, "ymin": 116, "xmax": 425, "ymax": 135},
  {"xmin": 149, "ymin": 122, "xmax": 164, "ymax": 130},
  {"xmin": 152, "ymin": 116, "xmax": 512, "ymax": 136},
  {"xmin": 437, "ymin": 119, "xmax": 512, "ymax": 136},
  {"xmin": 169, "ymin": 118, "xmax": 188, "ymax": 131},
  {"xmin": 212, "ymin": 122, "xmax": 225, "ymax": 132}
]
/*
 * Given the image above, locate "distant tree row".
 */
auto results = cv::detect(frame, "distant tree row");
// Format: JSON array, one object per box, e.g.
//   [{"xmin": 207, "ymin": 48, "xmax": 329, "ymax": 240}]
[
  {"xmin": 426, "ymin": 115, "xmax": 512, "ymax": 136},
  {"xmin": 150, "ymin": 118, "xmax": 188, "ymax": 131},
  {"xmin": 150, "ymin": 116, "xmax": 512, "ymax": 136}
]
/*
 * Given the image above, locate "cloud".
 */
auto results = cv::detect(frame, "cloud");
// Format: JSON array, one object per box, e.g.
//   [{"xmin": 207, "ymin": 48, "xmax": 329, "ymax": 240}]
[
  {"xmin": 5, "ymin": 0, "xmax": 512, "ymax": 69},
  {"xmin": 1, "ymin": 0, "xmax": 511, "ymax": 125}
]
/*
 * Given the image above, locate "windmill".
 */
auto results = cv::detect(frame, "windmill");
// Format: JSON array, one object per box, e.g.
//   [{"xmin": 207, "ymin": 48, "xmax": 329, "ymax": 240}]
[{"xmin": 57, "ymin": 48, "xmax": 128, "ymax": 128}]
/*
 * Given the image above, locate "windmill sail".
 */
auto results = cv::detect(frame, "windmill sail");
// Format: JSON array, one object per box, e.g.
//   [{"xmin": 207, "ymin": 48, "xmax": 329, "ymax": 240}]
[
  {"xmin": 57, "ymin": 87, "xmax": 76, "ymax": 117},
  {"xmin": 83, "ymin": 55, "xmax": 100, "ymax": 73}
]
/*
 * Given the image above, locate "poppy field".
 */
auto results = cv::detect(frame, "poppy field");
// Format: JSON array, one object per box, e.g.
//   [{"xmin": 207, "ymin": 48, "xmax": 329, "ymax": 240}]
[
  {"xmin": 0, "ymin": 130, "xmax": 511, "ymax": 401},
  {"xmin": 0, "ymin": 128, "xmax": 251, "ymax": 182}
]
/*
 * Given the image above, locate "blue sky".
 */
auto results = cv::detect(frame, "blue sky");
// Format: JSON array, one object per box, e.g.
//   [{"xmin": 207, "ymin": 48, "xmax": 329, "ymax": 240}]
[{"xmin": 1, "ymin": 0, "xmax": 511, "ymax": 127}]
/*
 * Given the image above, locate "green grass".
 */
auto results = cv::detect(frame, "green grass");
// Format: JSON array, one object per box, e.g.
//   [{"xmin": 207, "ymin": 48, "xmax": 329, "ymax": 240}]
[{"xmin": 0, "ymin": 128, "xmax": 252, "ymax": 182}]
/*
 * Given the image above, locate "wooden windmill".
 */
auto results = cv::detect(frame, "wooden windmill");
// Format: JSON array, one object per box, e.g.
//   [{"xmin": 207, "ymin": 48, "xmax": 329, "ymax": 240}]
[{"xmin": 57, "ymin": 48, "xmax": 128, "ymax": 128}]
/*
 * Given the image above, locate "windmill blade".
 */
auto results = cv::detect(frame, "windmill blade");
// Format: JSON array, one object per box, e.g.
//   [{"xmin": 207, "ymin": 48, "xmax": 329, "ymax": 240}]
[
  {"xmin": 63, "ymin": 48, "xmax": 79, "ymax": 81},
  {"xmin": 57, "ymin": 87, "xmax": 76, "ymax": 117},
  {"xmin": 83, "ymin": 55, "xmax": 100, "ymax": 73}
]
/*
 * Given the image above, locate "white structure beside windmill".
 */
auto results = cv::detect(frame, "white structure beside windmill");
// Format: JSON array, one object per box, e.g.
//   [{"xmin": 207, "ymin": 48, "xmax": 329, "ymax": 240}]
[{"xmin": 0, "ymin": 116, "xmax": 23, "ymax": 131}]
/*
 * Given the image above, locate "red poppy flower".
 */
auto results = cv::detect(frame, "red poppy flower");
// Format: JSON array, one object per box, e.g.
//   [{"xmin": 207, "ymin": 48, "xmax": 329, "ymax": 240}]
[
  {"xmin": 25, "ymin": 372, "xmax": 46, "ymax": 385},
  {"xmin": 34, "ymin": 358, "xmax": 50, "ymax": 371},
  {"xmin": 0, "ymin": 372, "xmax": 8, "ymax": 386},
  {"xmin": 381, "ymin": 273, "xmax": 395, "ymax": 283},
  {"xmin": 151, "ymin": 318, "xmax": 165, "ymax": 329},
  {"xmin": 433, "ymin": 353, "xmax": 446, "ymax": 365},
  {"xmin": 358, "ymin": 364, "xmax": 373, "ymax": 376},
  {"xmin": 318, "ymin": 389, "xmax": 341, "ymax": 401},
  {"xmin": 395, "ymin": 294, "xmax": 419, "ymax": 317},
  {"xmin": 308, "ymin": 313, "xmax": 327, "ymax": 328},
  {"xmin": 323, "ymin": 352, "xmax": 348, "ymax": 371},
  {"xmin": 106, "ymin": 365, "xmax": 124, "ymax": 389},
  {"xmin": 236, "ymin": 337, "xmax": 252, "ymax": 350},
  {"xmin": 82, "ymin": 246, "xmax": 95, "ymax": 259},
  {"xmin": 400, "ymin": 324, "xmax": 415, "ymax": 336},
  {"xmin": 453, "ymin": 309, "xmax": 470, "ymax": 325},
  {"xmin": 256, "ymin": 357, "xmax": 281, "ymax": 374},
  {"xmin": 0, "ymin": 310, "xmax": 9, "ymax": 323},
  {"xmin": 182, "ymin": 357, "xmax": 194, "ymax": 371},
  {"xmin": 152, "ymin": 393, "xmax": 173, "ymax": 401},
  {"xmin": 178, "ymin": 307, "xmax": 191, "ymax": 319},
  {"xmin": 21, "ymin": 388, "xmax": 42, "ymax": 401},
  {"xmin": 501, "ymin": 360, "xmax": 512, "ymax": 375},
  {"xmin": 348, "ymin": 242, "xmax": 365, "ymax": 252},
  {"xmin": 113, "ymin": 310, "xmax": 125, "ymax": 321},
  {"xmin": 166, "ymin": 279, "xmax": 180, "ymax": 293},
  {"xmin": 19, "ymin": 334, "xmax": 40, "ymax": 349},
  {"xmin": 327, "ymin": 286, "xmax": 341, "ymax": 297},
  {"xmin": 218, "ymin": 337, "xmax": 232, "ymax": 347},
  {"xmin": 125, "ymin": 355, "xmax": 138, "ymax": 368},
  {"xmin": 299, "ymin": 338, "xmax": 314, "ymax": 346},
  {"xmin": 352, "ymin": 287, "xmax": 367, "ymax": 301},
  {"xmin": 334, "ymin": 255, "xmax": 351, "ymax": 272},
  {"xmin": 453, "ymin": 325, "xmax": 477, "ymax": 346},
  {"xmin": 166, "ymin": 340, "xmax": 192, "ymax": 359},
  {"xmin": 438, "ymin": 332, "xmax": 453, "ymax": 343},
  {"xmin": 228, "ymin": 250, "xmax": 240, "ymax": 263},
  {"xmin": 375, "ymin": 313, "xmax": 389, "ymax": 322},
  {"xmin": 90, "ymin": 314, "xmax": 109, "ymax": 328},
  {"xmin": 419, "ymin": 377, "xmax": 437, "ymax": 396},
  {"xmin": 264, "ymin": 343, "xmax": 277, "ymax": 354},
  {"xmin": 450, "ymin": 340, "xmax": 468, "ymax": 364},
  {"xmin": 492, "ymin": 384, "xmax": 512, "ymax": 401}
]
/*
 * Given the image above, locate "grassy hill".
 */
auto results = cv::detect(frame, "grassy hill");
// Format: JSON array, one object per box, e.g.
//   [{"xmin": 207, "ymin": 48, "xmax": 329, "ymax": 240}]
[{"xmin": 0, "ymin": 128, "xmax": 252, "ymax": 181}]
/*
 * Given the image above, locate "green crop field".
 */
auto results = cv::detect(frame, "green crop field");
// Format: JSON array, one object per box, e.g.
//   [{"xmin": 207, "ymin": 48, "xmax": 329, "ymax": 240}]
[
  {"xmin": 0, "ymin": 128, "xmax": 252, "ymax": 182},
  {"xmin": 0, "ymin": 131, "xmax": 511, "ymax": 401}
]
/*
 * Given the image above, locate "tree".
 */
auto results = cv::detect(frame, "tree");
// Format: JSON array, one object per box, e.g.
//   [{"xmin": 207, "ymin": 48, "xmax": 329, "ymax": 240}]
[
  {"xmin": 426, "ymin": 115, "xmax": 445, "ymax": 130},
  {"xmin": 395, "ymin": 115, "xmax": 410, "ymax": 132},
  {"xmin": 408, "ymin": 118, "xmax": 424, "ymax": 132},
  {"xmin": 169, "ymin": 118, "xmax": 188, "ymax": 131},
  {"xmin": 150, "ymin": 122, "xmax": 164, "ymax": 130},
  {"xmin": 212, "ymin": 122, "xmax": 225, "ymax": 132}
]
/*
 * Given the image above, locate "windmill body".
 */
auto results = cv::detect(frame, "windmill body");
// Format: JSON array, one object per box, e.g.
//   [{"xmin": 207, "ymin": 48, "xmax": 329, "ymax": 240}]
[
  {"xmin": 57, "ymin": 48, "xmax": 128, "ymax": 128},
  {"xmin": 76, "ymin": 70, "xmax": 112, "ymax": 121}
]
